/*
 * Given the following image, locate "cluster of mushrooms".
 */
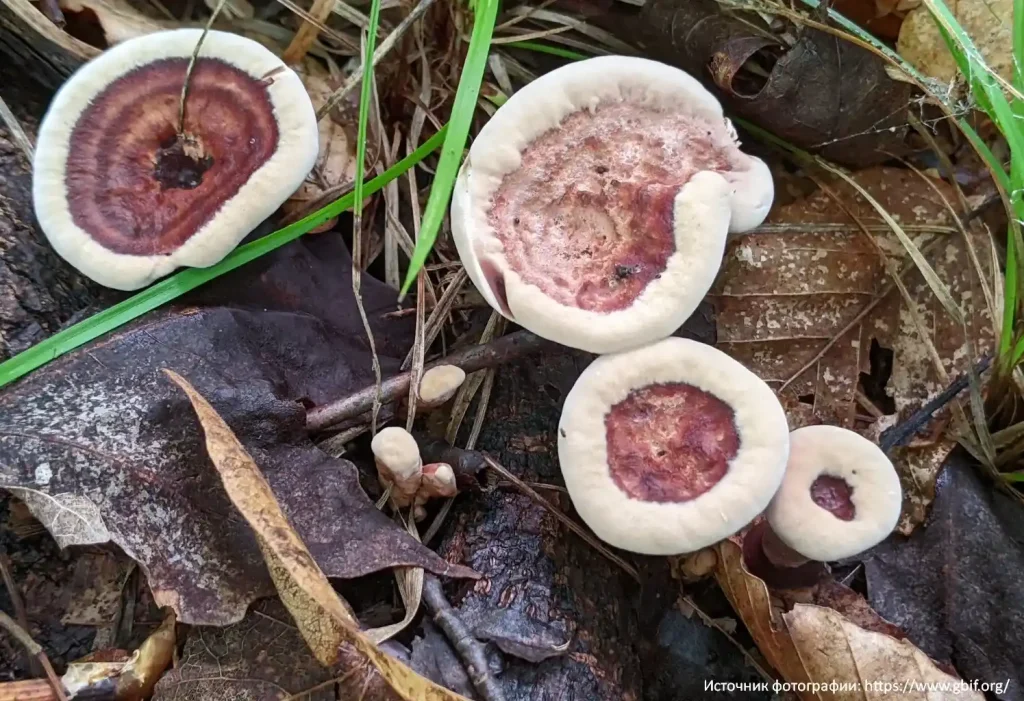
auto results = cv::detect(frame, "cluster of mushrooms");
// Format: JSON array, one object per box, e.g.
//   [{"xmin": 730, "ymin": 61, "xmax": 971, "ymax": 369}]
[
  {"xmin": 30, "ymin": 31, "xmax": 902, "ymax": 568},
  {"xmin": 448, "ymin": 55, "xmax": 904, "ymax": 569}
]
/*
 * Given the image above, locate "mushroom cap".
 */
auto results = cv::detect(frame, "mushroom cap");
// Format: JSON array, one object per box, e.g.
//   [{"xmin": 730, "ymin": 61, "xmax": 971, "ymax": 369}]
[
  {"xmin": 557, "ymin": 337, "xmax": 790, "ymax": 555},
  {"xmin": 32, "ymin": 28, "xmax": 319, "ymax": 291},
  {"xmin": 418, "ymin": 365, "xmax": 467, "ymax": 407},
  {"xmin": 451, "ymin": 55, "xmax": 773, "ymax": 354},
  {"xmin": 766, "ymin": 425, "xmax": 902, "ymax": 562},
  {"xmin": 371, "ymin": 426, "xmax": 422, "ymax": 481}
]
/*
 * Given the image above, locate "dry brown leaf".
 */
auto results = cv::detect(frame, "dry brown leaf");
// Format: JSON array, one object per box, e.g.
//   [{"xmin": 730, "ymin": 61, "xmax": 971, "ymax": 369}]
[
  {"xmin": 712, "ymin": 167, "xmax": 995, "ymax": 528},
  {"xmin": 165, "ymin": 370, "xmax": 470, "ymax": 701},
  {"xmin": 58, "ymin": 0, "xmax": 163, "ymax": 45},
  {"xmin": 284, "ymin": 60, "xmax": 357, "ymax": 230},
  {"xmin": 898, "ymin": 0, "xmax": 1012, "ymax": 85},
  {"xmin": 715, "ymin": 540, "xmax": 984, "ymax": 700}
]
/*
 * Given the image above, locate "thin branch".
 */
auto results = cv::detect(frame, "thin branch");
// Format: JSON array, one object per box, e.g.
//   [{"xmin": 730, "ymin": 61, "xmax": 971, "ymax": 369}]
[
  {"xmin": 422, "ymin": 574, "xmax": 506, "ymax": 701},
  {"xmin": 0, "ymin": 611, "xmax": 67, "ymax": 701},
  {"xmin": 306, "ymin": 330, "xmax": 555, "ymax": 431},
  {"xmin": 178, "ymin": 0, "xmax": 229, "ymax": 134}
]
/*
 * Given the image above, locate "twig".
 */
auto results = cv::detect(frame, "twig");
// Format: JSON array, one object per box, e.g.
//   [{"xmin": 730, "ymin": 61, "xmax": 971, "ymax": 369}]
[
  {"xmin": 880, "ymin": 355, "xmax": 993, "ymax": 452},
  {"xmin": 0, "ymin": 549, "xmax": 40, "ymax": 676},
  {"xmin": 0, "ymin": 611, "xmax": 68, "ymax": 701},
  {"xmin": 178, "ymin": 0, "xmax": 229, "ymax": 134},
  {"xmin": 421, "ymin": 574, "xmax": 506, "ymax": 701},
  {"xmin": 316, "ymin": 0, "xmax": 437, "ymax": 120},
  {"xmin": 281, "ymin": 0, "xmax": 336, "ymax": 64},
  {"xmin": 37, "ymin": 0, "xmax": 65, "ymax": 25},
  {"xmin": 306, "ymin": 330, "xmax": 556, "ymax": 431},
  {"xmin": 482, "ymin": 455, "xmax": 640, "ymax": 582},
  {"xmin": 0, "ymin": 96, "xmax": 34, "ymax": 161}
]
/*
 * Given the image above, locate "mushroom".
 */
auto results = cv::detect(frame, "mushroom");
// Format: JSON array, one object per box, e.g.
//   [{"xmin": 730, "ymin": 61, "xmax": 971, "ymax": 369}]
[
  {"xmin": 557, "ymin": 337, "xmax": 790, "ymax": 555},
  {"xmin": 417, "ymin": 365, "xmax": 467, "ymax": 409},
  {"xmin": 764, "ymin": 425, "xmax": 902, "ymax": 564},
  {"xmin": 451, "ymin": 55, "xmax": 773, "ymax": 354},
  {"xmin": 371, "ymin": 426, "xmax": 423, "ymax": 508},
  {"xmin": 32, "ymin": 28, "xmax": 319, "ymax": 291},
  {"xmin": 413, "ymin": 462, "xmax": 458, "ymax": 521}
]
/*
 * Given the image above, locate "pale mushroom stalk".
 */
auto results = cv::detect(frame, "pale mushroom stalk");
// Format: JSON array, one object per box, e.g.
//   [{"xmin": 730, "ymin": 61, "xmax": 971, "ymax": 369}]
[
  {"xmin": 32, "ymin": 29, "xmax": 318, "ymax": 290},
  {"xmin": 371, "ymin": 426, "xmax": 423, "ymax": 508},
  {"xmin": 763, "ymin": 425, "xmax": 903, "ymax": 566},
  {"xmin": 557, "ymin": 337, "xmax": 790, "ymax": 555},
  {"xmin": 451, "ymin": 55, "xmax": 774, "ymax": 354}
]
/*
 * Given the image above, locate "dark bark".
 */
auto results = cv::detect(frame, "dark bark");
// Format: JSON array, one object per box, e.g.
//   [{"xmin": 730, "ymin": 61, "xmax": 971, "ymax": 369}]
[
  {"xmin": 434, "ymin": 309, "xmax": 716, "ymax": 701},
  {"xmin": 0, "ymin": 0, "xmax": 91, "ymax": 92},
  {"xmin": 0, "ymin": 63, "xmax": 110, "ymax": 362}
]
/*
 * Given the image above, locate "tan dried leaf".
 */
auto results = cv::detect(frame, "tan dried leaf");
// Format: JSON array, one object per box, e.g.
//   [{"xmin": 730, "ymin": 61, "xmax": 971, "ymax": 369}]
[
  {"xmin": 898, "ymin": 0, "xmax": 1012, "ymax": 85},
  {"xmin": 713, "ymin": 167, "xmax": 995, "ymax": 526},
  {"xmin": 715, "ymin": 540, "xmax": 983, "ymax": 700},
  {"xmin": 165, "ymin": 370, "xmax": 469, "ymax": 701},
  {"xmin": 58, "ymin": 0, "xmax": 164, "ymax": 44}
]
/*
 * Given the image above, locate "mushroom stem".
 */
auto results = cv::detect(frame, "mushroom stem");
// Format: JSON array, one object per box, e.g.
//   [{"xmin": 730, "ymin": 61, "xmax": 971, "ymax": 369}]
[
  {"xmin": 760, "ymin": 525, "xmax": 810, "ymax": 569},
  {"xmin": 370, "ymin": 427, "xmax": 423, "ymax": 508}
]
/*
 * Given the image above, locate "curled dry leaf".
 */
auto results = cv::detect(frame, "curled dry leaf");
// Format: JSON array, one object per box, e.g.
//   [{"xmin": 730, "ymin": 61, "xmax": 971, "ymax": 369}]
[
  {"xmin": 629, "ymin": 0, "xmax": 912, "ymax": 166},
  {"xmin": 57, "ymin": 0, "xmax": 163, "ymax": 46},
  {"xmin": 898, "ymin": 0, "xmax": 1012, "ymax": 85},
  {"xmin": 0, "ymin": 236, "xmax": 473, "ymax": 626},
  {"xmin": 166, "ymin": 370, "xmax": 471, "ymax": 701},
  {"xmin": 712, "ymin": 167, "xmax": 995, "ymax": 531},
  {"xmin": 715, "ymin": 539, "xmax": 983, "ymax": 700}
]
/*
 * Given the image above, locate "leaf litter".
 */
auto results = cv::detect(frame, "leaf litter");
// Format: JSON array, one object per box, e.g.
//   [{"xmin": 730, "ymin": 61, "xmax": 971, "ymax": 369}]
[{"xmin": 0, "ymin": 236, "xmax": 474, "ymax": 627}]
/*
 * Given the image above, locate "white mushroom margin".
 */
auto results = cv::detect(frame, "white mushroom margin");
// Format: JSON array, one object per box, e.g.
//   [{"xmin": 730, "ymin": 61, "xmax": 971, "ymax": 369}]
[
  {"xmin": 32, "ymin": 28, "xmax": 319, "ymax": 291},
  {"xmin": 766, "ymin": 425, "xmax": 902, "ymax": 562},
  {"xmin": 451, "ymin": 55, "xmax": 774, "ymax": 354},
  {"xmin": 557, "ymin": 337, "xmax": 790, "ymax": 555}
]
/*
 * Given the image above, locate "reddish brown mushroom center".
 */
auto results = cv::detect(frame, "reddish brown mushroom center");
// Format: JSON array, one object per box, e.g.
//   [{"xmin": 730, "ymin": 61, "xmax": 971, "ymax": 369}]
[
  {"xmin": 487, "ymin": 102, "xmax": 734, "ymax": 313},
  {"xmin": 65, "ymin": 57, "xmax": 280, "ymax": 256},
  {"xmin": 810, "ymin": 475, "xmax": 856, "ymax": 521},
  {"xmin": 604, "ymin": 382, "xmax": 739, "ymax": 502}
]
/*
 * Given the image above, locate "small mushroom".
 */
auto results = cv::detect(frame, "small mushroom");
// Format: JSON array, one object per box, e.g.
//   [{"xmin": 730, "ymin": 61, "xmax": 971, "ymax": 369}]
[
  {"xmin": 32, "ymin": 28, "xmax": 319, "ymax": 290},
  {"xmin": 557, "ymin": 337, "xmax": 790, "ymax": 555},
  {"xmin": 370, "ymin": 426, "xmax": 422, "ymax": 508},
  {"xmin": 417, "ymin": 365, "xmax": 467, "ymax": 409},
  {"xmin": 451, "ymin": 55, "xmax": 773, "ymax": 354},
  {"xmin": 413, "ymin": 462, "xmax": 458, "ymax": 521},
  {"xmin": 764, "ymin": 425, "xmax": 902, "ymax": 564}
]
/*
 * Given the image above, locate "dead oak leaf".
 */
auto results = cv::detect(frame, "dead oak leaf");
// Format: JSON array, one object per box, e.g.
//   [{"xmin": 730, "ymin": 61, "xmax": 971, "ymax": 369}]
[
  {"xmin": 715, "ymin": 539, "xmax": 983, "ymax": 700},
  {"xmin": 712, "ymin": 167, "xmax": 995, "ymax": 529},
  {"xmin": 167, "ymin": 370, "xmax": 470, "ymax": 701}
]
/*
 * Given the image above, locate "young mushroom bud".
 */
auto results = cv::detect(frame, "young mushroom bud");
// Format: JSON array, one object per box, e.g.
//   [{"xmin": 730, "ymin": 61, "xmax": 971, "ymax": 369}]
[
  {"xmin": 413, "ymin": 463, "xmax": 458, "ymax": 522},
  {"xmin": 417, "ymin": 365, "xmax": 467, "ymax": 409},
  {"xmin": 558, "ymin": 337, "xmax": 790, "ymax": 555},
  {"xmin": 451, "ymin": 55, "xmax": 773, "ymax": 354},
  {"xmin": 370, "ymin": 427, "xmax": 423, "ymax": 508},
  {"xmin": 765, "ymin": 425, "xmax": 902, "ymax": 564},
  {"xmin": 32, "ymin": 29, "xmax": 319, "ymax": 290}
]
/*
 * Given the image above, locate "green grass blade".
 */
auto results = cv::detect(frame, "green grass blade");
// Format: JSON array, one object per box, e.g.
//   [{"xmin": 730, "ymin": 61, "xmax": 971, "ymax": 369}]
[
  {"xmin": 0, "ymin": 128, "xmax": 447, "ymax": 390},
  {"xmin": 399, "ymin": 0, "xmax": 500, "ymax": 297},
  {"xmin": 1013, "ymin": 0, "xmax": 1024, "ymax": 108},
  {"xmin": 505, "ymin": 40, "xmax": 590, "ymax": 61},
  {"xmin": 352, "ymin": 0, "xmax": 383, "ymax": 223}
]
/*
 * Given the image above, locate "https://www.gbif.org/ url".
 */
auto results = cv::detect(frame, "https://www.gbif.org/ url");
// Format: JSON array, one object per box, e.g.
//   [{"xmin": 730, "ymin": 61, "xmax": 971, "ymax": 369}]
[{"xmin": 705, "ymin": 679, "xmax": 1011, "ymax": 696}]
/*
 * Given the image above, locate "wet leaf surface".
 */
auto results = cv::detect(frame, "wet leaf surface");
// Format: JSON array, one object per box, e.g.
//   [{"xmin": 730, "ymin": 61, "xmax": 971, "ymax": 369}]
[
  {"xmin": 712, "ymin": 167, "xmax": 995, "ymax": 530},
  {"xmin": 627, "ymin": 0, "xmax": 913, "ymax": 166},
  {"xmin": 865, "ymin": 452, "xmax": 1024, "ymax": 700},
  {"xmin": 0, "ymin": 235, "xmax": 473, "ymax": 626}
]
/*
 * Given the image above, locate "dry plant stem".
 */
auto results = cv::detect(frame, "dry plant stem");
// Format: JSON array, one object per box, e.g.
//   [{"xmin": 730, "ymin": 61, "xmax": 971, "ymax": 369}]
[
  {"xmin": 0, "ymin": 550, "xmax": 40, "ymax": 676},
  {"xmin": 306, "ymin": 330, "xmax": 555, "ymax": 431},
  {"xmin": 0, "ymin": 96, "xmax": 34, "ymax": 161},
  {"xmin": 422, "ymin": 574, "xmax": 506, "ymax": 701},
  {"xmin": 282, "ymin": 0, "xmax": 336, "ymax": 64},
  {"xmin": 178, "ymin": 0, "xmax": 229, "ymax": 134},
  {"xmin": 316, "ymin": 0, "xmax": 437, "ymax": 120},
  {"xmin": 37, "ymin": 0, "xmax": 65, "ymax": 25},
  {"xmin": 482, "ymin": 455, "xmax": 640, "ymax": 582},
  {"xmin": 0, "ymin": 612, "xmax": 67, "ymax": 701}
]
